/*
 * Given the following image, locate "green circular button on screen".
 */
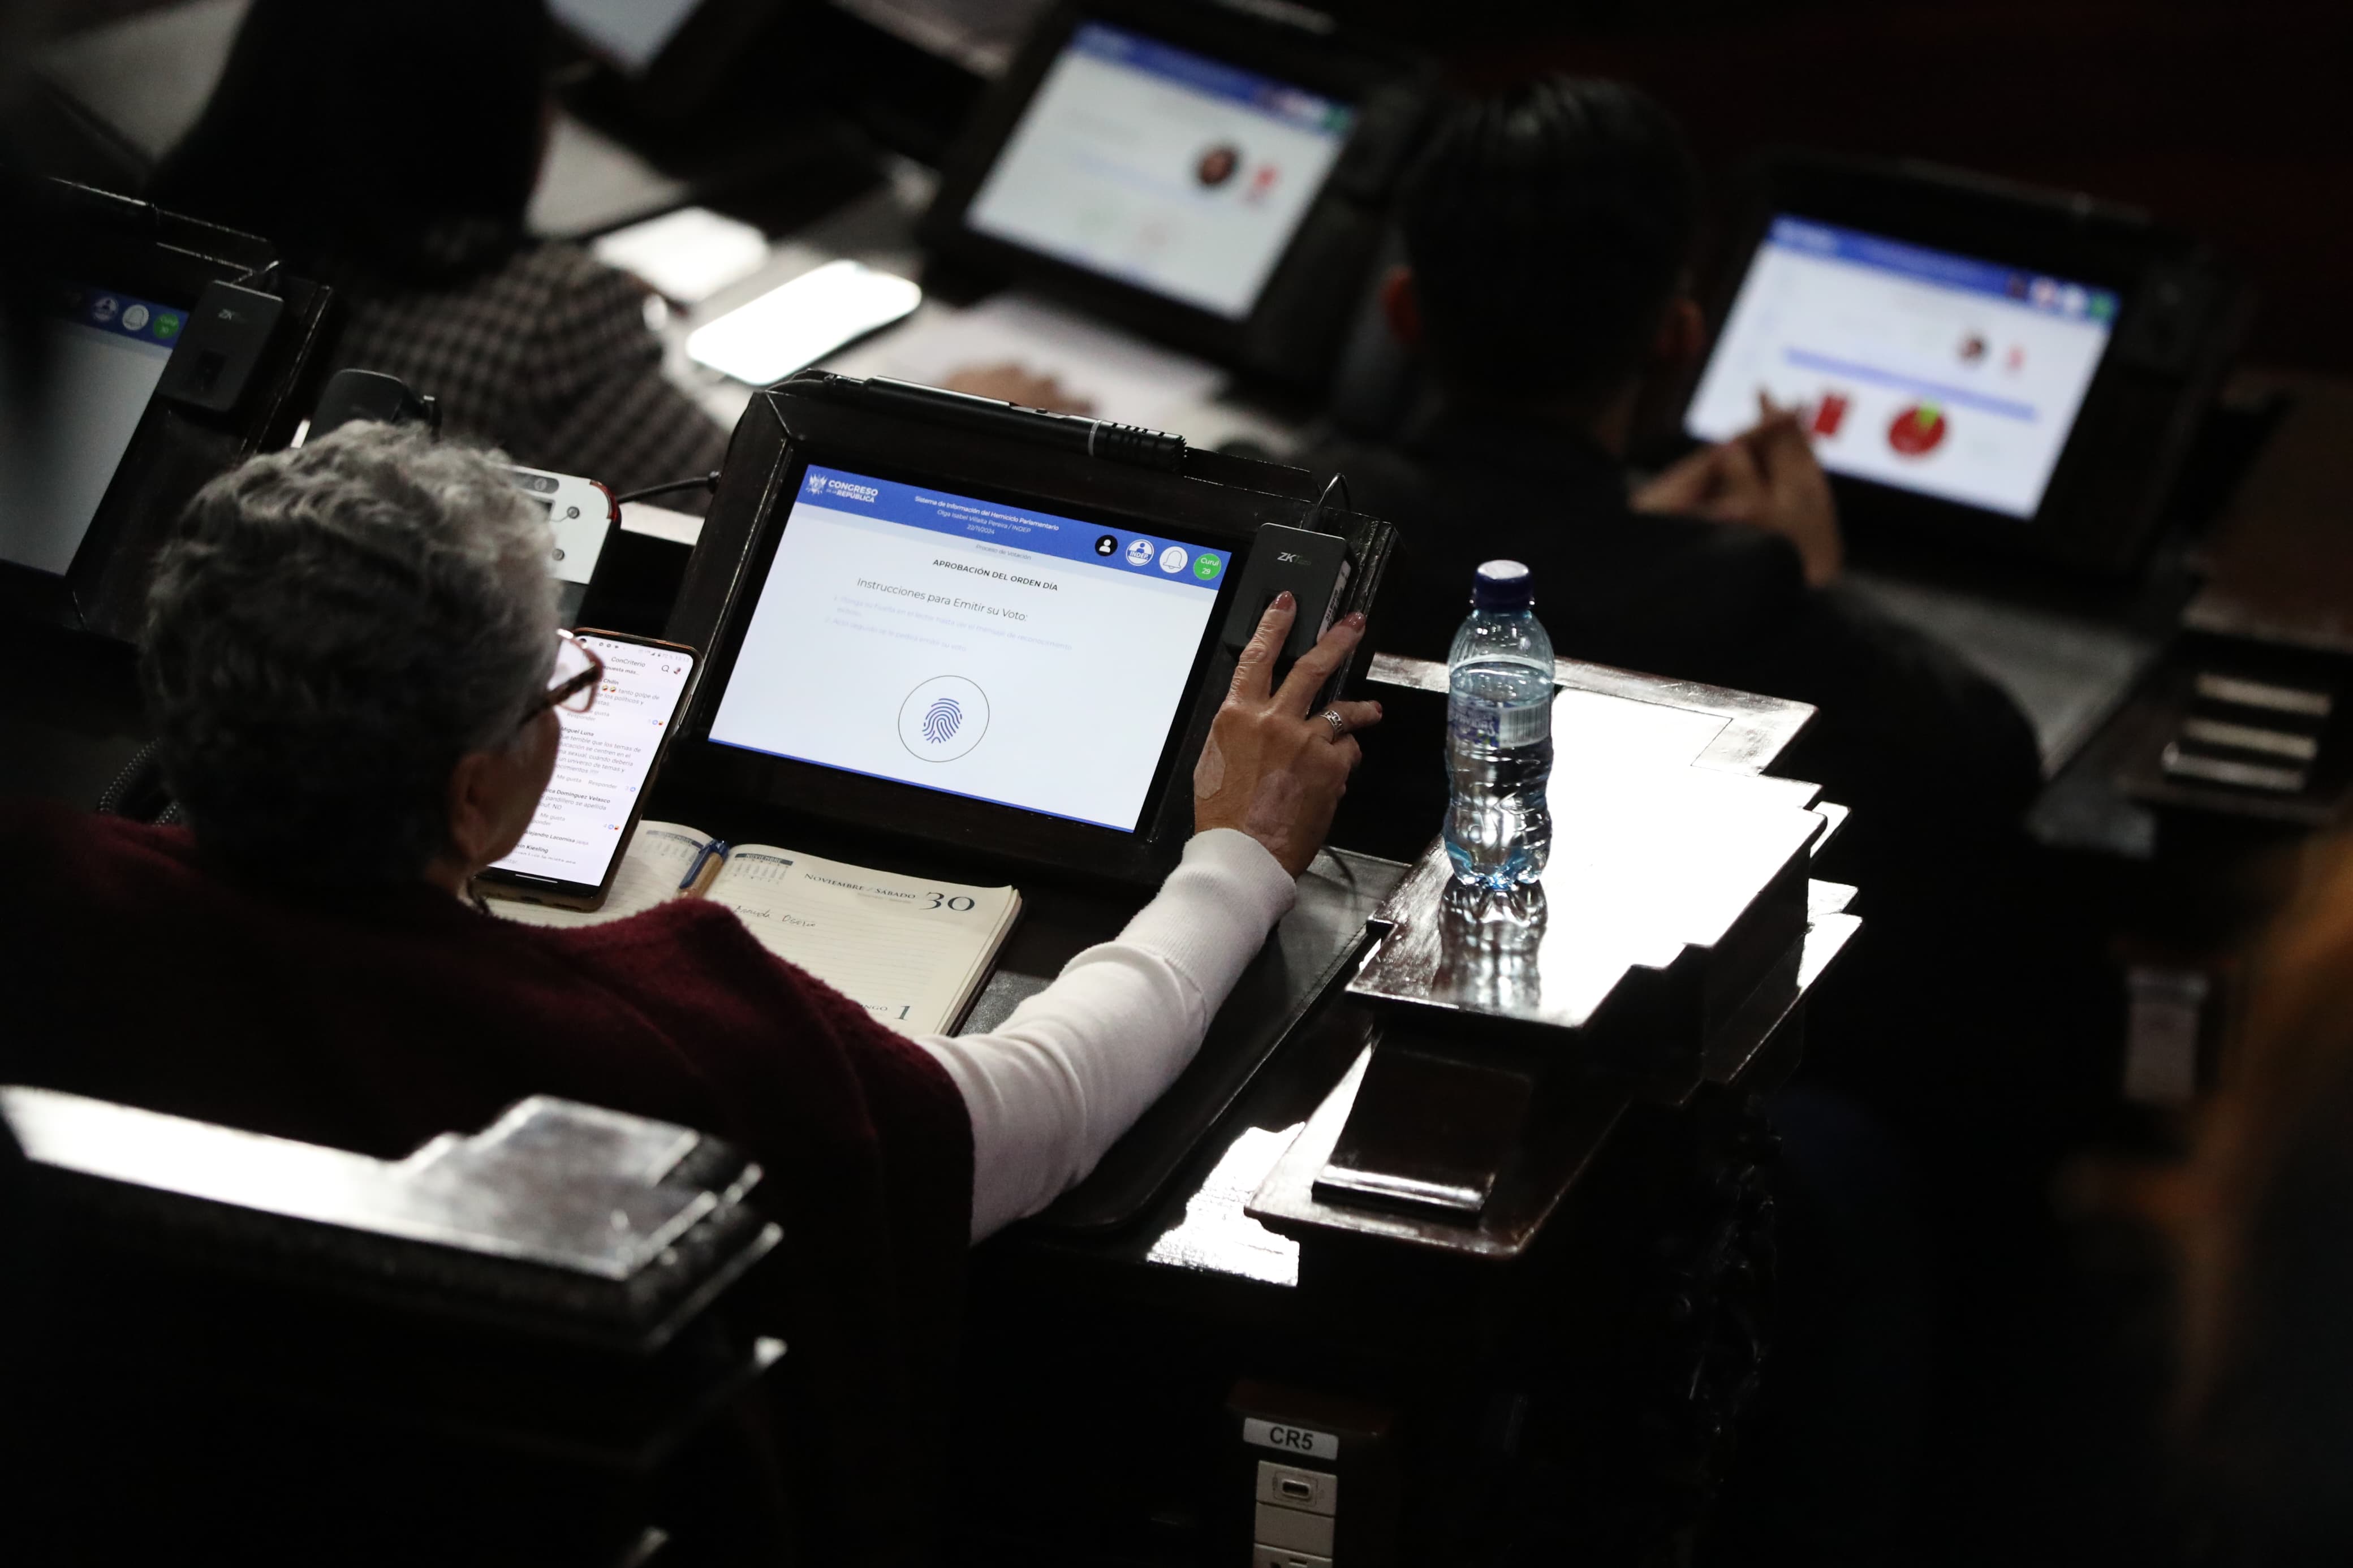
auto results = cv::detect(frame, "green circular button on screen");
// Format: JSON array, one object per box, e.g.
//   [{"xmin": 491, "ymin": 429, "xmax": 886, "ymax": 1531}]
[{"xmin": 1193, "ymin": 553, "xmax": 1222, "ymax": 580}]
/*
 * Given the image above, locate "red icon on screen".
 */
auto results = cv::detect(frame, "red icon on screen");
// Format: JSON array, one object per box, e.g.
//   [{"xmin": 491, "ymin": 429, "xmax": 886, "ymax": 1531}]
[
  {"xmin": 1809, "ymin": 392, "xmax": 1850, "ymax": 439},
  {"xmin": 1887, "ymin": 403, "xmax": 1948, "ymax": 458}
]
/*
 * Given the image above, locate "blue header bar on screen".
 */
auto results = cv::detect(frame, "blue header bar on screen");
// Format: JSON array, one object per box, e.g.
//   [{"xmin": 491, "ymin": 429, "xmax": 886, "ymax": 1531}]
[
  {"xmin": 1767, "ymin": 217, "xmax": 2120, "ymax": 323},
  {"xmin": 1067, "ymin": 21, "xmax": 1353, "ymax": 135},
  {"xmin": 794, "ymin": 465, "xmax": 1226, "ymax": 591}
]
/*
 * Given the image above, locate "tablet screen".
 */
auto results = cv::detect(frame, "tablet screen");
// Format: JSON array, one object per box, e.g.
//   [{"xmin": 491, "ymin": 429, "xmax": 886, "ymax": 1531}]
[
  {"xmin": 1686, "ymin": 217, "xmax": 2120, "ymax": 520},
  {"xmin": 964, "ymin": 21, "xmax": 1355, "ymax": 321},
  {"xmin": 709, "ymin": 464, "xmax": 1229, "ymax": 831},
  {"xmin": 0, "ymin": 283, "xmax": 179, "ymax": 575}
]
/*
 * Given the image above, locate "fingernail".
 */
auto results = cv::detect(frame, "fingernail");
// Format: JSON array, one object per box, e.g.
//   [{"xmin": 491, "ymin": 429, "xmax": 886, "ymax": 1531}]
[
  {"xmin": 1345, "ymin": 611, "xmax": 1366, "ymax": 629},
  {"xmin": 1274, "ymin": 590, "xmax": 1295, "ymax": 610}
]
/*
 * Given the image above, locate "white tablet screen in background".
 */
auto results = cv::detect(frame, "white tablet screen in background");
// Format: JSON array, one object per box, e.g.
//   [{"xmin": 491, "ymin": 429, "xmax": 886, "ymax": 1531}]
[
  {"xmin": 710, "ymin": 464, "xmax": 1227, "ymax": 831},
  {"xmin": 965, "ymin": 21, "xmax": 1354, "ymax": 321},
  {"xmin": 1686, "ymin": 217, "xmax": 2119, "ymax": 520},
  {"xmin": 549, "ymin": 0, "xmax": 703, "ymax": 71},
  {"xmin": 0, "ymin": 284, "xmax": 177, "ymax": 576}
]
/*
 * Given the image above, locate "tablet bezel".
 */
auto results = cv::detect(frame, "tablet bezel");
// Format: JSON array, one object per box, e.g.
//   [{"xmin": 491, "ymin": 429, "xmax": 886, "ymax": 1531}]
[
  {"xmin": 917, "ymin": 0, "xmax": 1429, "ymax": 388},
  {"xmin": 0, "ymin": 185, "xmax": 331, "ymax": 642},
  {"xmin": 1675, "ymin": 154, "xmax": 2244, "ymax": 576},
  {"xmin": 663, "ymin": 381, "xmax": 1361, "ymax": 887},
  {"xmin": 696, "ymin": 453, "xmax": 1235, "ymax": 846}
]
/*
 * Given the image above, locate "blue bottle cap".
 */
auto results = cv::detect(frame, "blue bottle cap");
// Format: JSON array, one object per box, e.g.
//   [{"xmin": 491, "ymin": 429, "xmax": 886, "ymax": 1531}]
[{"xmin": 1471, "ymin": 559, "xmax": 1533, "ymax": 610}]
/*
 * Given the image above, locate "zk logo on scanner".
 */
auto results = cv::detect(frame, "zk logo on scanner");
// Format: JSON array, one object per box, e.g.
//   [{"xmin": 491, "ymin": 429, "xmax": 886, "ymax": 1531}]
[{"xmin": 898, "ymin": 675, "xmax": 990, "ymax": 762}]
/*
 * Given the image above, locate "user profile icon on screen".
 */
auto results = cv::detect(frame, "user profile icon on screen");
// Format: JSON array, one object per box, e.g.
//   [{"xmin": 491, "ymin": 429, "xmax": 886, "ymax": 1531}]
[
  {"xmin": 898, "ymin": 675, "xmax": 990, "ymax": 762},
  {"xmin": 1195, "ymin": 144, "xmax": 1241, "ymax": 188}
]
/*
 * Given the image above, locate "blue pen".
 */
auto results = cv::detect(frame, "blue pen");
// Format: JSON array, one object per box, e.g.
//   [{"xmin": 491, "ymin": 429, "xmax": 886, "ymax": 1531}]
[{"xmin": 677, "ymin": 840, "xmax": 731, "ymax": 896}]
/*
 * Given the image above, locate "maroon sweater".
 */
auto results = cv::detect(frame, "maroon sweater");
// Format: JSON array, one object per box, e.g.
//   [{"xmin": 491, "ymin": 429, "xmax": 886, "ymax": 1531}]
[{"xmin": 0, "ymin": 804, "xmax": 973, "ymax": 1565}]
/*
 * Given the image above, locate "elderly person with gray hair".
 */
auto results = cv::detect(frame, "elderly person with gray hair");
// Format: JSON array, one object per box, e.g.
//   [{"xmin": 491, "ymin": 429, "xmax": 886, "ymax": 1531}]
[{"xmin": 0, "ymin": 421, "xmax": 1375, "ymax": 1563}]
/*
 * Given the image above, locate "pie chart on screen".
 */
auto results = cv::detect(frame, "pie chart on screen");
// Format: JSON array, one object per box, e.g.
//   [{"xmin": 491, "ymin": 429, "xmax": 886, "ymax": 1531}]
[{"xmin": 1887, "ymin": 402, "xmax": 1948, "ymax": 458}]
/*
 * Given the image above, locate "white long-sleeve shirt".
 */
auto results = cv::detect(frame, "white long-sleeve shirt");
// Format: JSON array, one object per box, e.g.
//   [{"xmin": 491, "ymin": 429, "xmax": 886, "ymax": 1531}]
[{"xmin": 915, "ymin": 829, "xmax": 1298, "ymax": 1241}]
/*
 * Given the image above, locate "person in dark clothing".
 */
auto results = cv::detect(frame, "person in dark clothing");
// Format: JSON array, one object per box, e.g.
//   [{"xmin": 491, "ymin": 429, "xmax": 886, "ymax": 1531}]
[
  {"xmin": 147, "ymin": 0, "xmax": 728, "ymax": 500},
  {"xmin": 1316, "ymin": 80, "xmax": 2057, "ymax": 1111},
  {"xmin": 1314, "ymin": 80, "xmax": 2111, "ymax": 1565},
  {"xmin": 1322, "ymin": 77, "xmax": 2040, "ymax": 890}
]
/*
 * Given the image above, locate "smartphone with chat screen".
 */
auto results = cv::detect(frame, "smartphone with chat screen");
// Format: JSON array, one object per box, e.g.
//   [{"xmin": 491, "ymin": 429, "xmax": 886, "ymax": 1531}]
[{"xmin": 475, "ymin": 629, "xmax": 699, "ymax": 911}]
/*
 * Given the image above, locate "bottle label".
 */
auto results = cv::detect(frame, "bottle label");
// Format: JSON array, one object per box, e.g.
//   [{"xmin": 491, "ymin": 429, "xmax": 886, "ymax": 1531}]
[{"xmin": 1449, "ymin": 694, "xmax": 1551, "ymax": 748}]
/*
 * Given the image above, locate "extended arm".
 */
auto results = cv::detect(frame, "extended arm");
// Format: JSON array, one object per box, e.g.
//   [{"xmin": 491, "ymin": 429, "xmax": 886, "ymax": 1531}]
[
  {"xmin": 916, "ymin": 828, "xmax": 1296, "ymax": 1239},
  {"xmin": 917, "ymin": 594, "xmax": 1381, "ymax": 1241}
]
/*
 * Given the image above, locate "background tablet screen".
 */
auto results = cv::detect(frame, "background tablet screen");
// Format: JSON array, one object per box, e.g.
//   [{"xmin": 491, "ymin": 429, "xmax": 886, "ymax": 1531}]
[
  {"xmin": 0, "ymin": 283, "xmax": 177, "ymax": 575},
  {"xmin": 964, "ymin": 21, "xmax": 1355, "ymax": 321},
  {"xmin": 1686, "ymin": 216, "xmax": 2120, "ymax": 519},
  {"xmin": 710, "ymin": 464, "xmax": 1227, "ymax": 831},
  {"xmin": 549, "ymin": 0, "xmax": 702, "ymax": 71}
]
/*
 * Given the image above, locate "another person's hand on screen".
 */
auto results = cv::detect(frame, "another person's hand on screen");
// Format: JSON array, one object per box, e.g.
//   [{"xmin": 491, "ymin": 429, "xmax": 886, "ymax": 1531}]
[
  {"xmin": 1194, "ymin": 594, "xmax": 1381, "ymax": 876},
  {"xmin": 1633, "ymin": 392, "xmax": 1843, "ymax": 587}
]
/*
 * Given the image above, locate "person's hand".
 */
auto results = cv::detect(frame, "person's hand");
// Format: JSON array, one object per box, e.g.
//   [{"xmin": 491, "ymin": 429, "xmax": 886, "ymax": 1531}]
[
  {"xmin": 1193, "ymin": 594, "xmax": 1382, "ymax": 877},
  {"xmin": 1632, "ymin": 393, "xmax": 1843, "ymax": 586},
  {"xmin": 938, "ymin": 362, "xmax": 1099, "ymax": 416}
]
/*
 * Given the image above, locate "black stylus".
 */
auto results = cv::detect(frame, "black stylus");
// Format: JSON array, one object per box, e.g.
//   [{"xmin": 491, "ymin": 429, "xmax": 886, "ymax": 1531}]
[{"xmin": 859, "ymin": 377, "xmax": 1188, "ymax": 473}]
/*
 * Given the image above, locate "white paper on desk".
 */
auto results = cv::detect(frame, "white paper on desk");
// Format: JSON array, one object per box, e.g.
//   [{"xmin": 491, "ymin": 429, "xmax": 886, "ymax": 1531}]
[
  {"xmin": 1142, "ymin": 1123, "xmax": 1304, "ymax": 1286},
  {"xmin": 687, "ymin": 260, "xmax": 925, "ymax": 386},
  {"xmin": 835, "ymin": 292, "xmax": 1228, "ymax": 434},
  {"xmin": 593, "ymin": 206, "xmax": 771, "ymax": 304}
]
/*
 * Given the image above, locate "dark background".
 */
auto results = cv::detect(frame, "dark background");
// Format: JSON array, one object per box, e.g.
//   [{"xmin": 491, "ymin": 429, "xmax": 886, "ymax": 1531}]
[{"xmin": 26, "ymin": 0, "xmax": 2351, "ymax": 372}]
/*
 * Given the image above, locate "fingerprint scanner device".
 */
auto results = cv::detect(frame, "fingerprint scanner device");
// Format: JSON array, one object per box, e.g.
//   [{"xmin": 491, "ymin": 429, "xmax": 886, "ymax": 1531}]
[
  {"xmin": 666, "ymin": 372, "xmax": 1397, "ymax": 887},
  {"xmin": 1683, "ymin": 153, "xmax": 2244, "ymax": 575},
  {"xmin": 154, "ymin": 280, "xmax": 284, "ymax": 414},
  {"xmin": 920, "ymin": 0, "xmax": 1434, "ymax": 386},
  {"xmin": 1220, "ymin": 523, "xmax": 1354, "ymax": 663}
]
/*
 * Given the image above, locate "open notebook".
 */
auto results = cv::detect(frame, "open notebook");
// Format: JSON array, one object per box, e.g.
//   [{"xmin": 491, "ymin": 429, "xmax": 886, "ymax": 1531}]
[{"xmin": 486, "ymin": 821, "xmax": 1021, "ymax": 1038}]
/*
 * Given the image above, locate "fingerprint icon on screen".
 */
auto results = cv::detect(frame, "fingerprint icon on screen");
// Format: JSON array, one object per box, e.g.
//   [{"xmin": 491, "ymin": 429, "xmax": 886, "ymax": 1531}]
[{"xmin": 898, "ymin": 676, "xmax": 989, "ymax": 762}]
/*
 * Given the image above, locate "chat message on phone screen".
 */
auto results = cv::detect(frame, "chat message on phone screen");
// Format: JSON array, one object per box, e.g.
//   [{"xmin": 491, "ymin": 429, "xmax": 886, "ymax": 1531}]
[{"xmin": 490, "ymin": 636, "xmax": 695, "ymax": 888}]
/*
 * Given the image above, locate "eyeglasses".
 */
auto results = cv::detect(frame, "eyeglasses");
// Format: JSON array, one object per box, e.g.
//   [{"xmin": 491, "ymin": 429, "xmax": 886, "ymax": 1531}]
[{"xmin": 526, "ymin": 630, "xmax": 604, "ymax": 722}]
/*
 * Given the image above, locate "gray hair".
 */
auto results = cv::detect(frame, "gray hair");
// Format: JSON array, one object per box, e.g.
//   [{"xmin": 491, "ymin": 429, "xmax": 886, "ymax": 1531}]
[{"xmin": 141, "ymin": 421, "xmax": 557, "ymax": 883}]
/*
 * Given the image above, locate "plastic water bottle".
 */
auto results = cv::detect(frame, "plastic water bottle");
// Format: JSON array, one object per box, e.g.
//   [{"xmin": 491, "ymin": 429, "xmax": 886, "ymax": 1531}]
[{"xmin": 1443, "ymin": 560, "xmax": 1554, "ymax": 889}]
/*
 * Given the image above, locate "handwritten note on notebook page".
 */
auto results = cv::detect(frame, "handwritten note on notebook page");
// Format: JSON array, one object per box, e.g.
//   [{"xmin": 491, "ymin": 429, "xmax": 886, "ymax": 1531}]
[{"xmin": 486, "ymin": 822, "xmax": 1020, "ymax": 1037}]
